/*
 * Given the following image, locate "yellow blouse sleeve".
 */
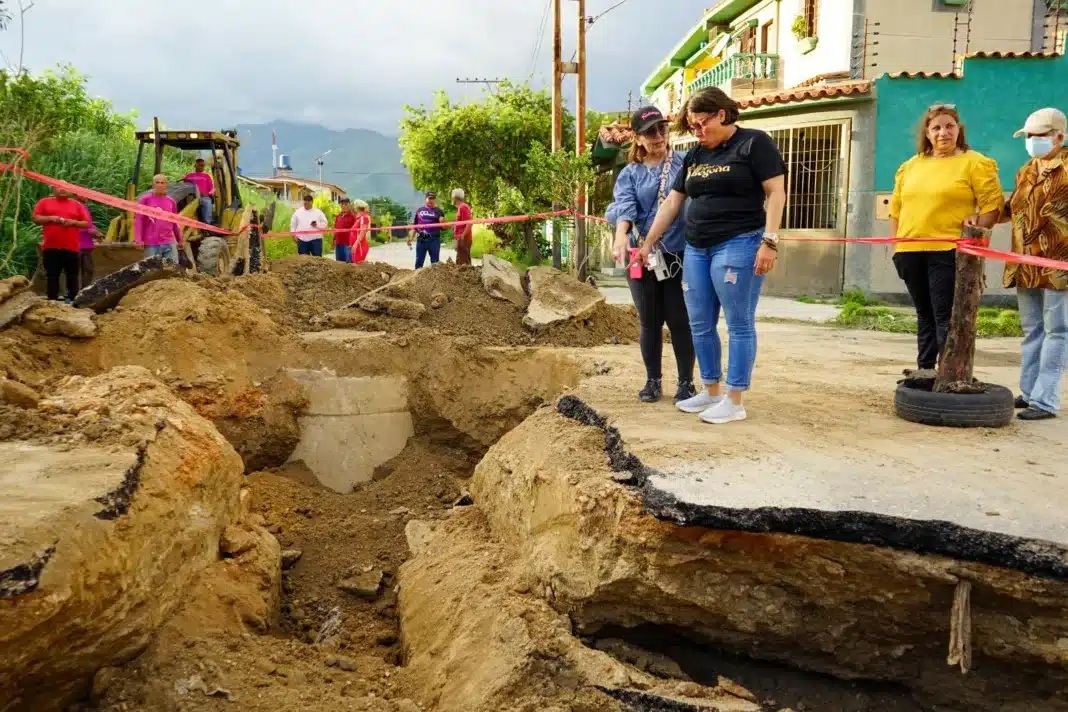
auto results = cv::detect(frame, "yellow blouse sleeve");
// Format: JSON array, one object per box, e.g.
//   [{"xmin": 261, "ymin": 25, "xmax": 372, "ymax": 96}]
[
  {"xmin": 969, "ymin": 153, "xmax": 1005, "ymax": 216},
  {"xmin": 889, "ymin": 161, "xmax": 908, "ymax": 220}
]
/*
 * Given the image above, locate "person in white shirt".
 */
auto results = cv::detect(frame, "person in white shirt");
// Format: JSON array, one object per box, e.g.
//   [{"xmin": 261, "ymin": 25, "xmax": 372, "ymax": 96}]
[{"xmin": 290, "ymin": 194, "xmax": 329, "ymax": 257}]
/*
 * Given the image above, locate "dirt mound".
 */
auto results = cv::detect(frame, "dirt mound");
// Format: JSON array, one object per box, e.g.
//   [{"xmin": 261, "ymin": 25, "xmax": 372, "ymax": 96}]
[
  {"xmin": 328, "ymin": 262, "xmax": 637, "ymax": 347},
  {"xmin": 229, "ymin": 257, "xmax": 398, "ymax": 331}
]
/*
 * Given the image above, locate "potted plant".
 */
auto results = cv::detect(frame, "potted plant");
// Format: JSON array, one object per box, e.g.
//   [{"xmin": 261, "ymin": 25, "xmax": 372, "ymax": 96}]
[{"xmin": 791, "ymin": 14, "xmax": 818, "ymax": 54}]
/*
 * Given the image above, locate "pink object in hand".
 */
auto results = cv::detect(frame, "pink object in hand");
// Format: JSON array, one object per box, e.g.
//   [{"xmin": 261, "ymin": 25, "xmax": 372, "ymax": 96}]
[{"xmin": 628, "ymin": 248, "xmax": 643, "ymax": 278}]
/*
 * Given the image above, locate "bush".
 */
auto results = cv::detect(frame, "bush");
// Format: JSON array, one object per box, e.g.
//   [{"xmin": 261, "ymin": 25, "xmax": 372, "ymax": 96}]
[{"xmin": 470, "ymin": 225, "xmax": 499, "ymax": 259}]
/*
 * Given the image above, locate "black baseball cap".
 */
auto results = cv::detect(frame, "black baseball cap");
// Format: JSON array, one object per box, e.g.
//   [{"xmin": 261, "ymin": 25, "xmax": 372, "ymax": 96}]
[
  {"xmin": 339, "ymin": 197, "xmax": 351, "ymax": 203},
  {"xmin": 425, "ymin": 190, "xmax": 437, "ymax": 199},
  {"xmin": 631, "ymin": 106, "xmax": 667, "ymax": 135}
]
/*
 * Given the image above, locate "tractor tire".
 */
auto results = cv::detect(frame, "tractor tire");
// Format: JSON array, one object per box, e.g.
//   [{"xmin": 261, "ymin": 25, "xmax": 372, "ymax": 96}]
[
  {"xmin": 196, "ymin": 236, "xmax": 232, "ymax": 277},
  {"xmin": 894, "ymin": 382, "xmax": 1014, "ymax": 428},
  {"xmin": 168, "ymin": 182, "xmax": 200, "ymax": 212}
]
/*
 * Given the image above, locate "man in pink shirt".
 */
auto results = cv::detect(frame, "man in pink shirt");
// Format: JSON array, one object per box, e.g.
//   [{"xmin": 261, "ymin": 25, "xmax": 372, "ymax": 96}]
[
  {"xmin": 135, "ymin": 174, "xmax": 184, "ymax": 262},
  {"xmin": 183, "ymin": 158, "xmax": 215, "ymax": 225}
]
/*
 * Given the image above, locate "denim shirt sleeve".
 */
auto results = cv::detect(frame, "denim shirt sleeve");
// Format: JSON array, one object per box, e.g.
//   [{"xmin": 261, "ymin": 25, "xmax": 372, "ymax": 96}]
[
  {"xmin": 609, "ymin": 164, "xmax": 640, "ymax": 227},
  {"xmin": 658, "ymin": 152, "xmax": 689, "ymax": 254}
]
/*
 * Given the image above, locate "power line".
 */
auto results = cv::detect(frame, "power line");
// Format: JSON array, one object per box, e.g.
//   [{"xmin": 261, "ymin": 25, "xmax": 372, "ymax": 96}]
[
  {"xmin": 529, "ymin": 0, "xmax": 552, "ymax": 76},
  {"xmin": 569, "ymin": 0, "xmax": 630, "ymax": 62}
]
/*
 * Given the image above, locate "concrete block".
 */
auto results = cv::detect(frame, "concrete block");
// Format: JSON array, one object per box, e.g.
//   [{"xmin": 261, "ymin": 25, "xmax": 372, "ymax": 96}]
[
  {"xmin": 284, "ymin": 370, "xmax": 408, "ymax": 416},
  {"xmin": 290, "ymin": 412, "xmax": 414, "ymax": 492}
]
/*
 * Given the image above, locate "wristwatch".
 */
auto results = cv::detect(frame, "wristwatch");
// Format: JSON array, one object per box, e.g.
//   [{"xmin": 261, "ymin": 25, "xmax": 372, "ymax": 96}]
[{"xmin": 762, "ymin": 233, "xmax": 779, "ymax": 250}]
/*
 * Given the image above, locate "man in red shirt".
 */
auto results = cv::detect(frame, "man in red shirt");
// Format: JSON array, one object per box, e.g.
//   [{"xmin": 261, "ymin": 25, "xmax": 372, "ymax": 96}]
[
  {"xmin": 451, "ymin": 188, "xmax": 473, "ymax": 265},
  {"xmin": 333, "ymin": 198, "xmax": 357, "ymax": 263},
  {"xmin": 32, "ymin": 187, "xmax": 91, "ymax": 302}
]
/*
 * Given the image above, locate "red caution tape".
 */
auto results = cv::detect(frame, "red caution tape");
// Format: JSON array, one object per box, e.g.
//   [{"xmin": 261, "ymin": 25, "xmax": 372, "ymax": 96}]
[{"xmin": 5, "ymin": 146, "xmax": 1068, "ymax": 272}]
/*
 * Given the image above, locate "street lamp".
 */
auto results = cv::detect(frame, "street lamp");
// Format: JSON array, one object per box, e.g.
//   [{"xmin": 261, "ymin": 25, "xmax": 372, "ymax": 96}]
[{"xmin": 314, "ymin": 149, "xmax": 332, "ymax": 189}]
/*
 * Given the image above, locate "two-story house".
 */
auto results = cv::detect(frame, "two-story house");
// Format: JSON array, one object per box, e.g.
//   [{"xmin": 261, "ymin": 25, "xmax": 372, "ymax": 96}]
[{"xmin": 598, "ymin": 0, "xmax": 1068, "ymax": 298}]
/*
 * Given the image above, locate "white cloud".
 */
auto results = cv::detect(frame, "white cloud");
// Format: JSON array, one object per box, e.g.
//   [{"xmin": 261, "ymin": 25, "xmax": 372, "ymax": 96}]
[{"xmin": 1, "ymin": 0, "xmax": 710, "ymax": 134}]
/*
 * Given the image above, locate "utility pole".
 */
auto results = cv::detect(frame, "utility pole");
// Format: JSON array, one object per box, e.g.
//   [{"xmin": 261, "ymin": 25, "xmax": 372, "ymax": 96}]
[
  {"xmin": 574, "ymin": 0, "xmax": 588, "ymax": 281},
  {"xmin": 551, "ymin": 0, "xmax": 564, "ymax": 269}
]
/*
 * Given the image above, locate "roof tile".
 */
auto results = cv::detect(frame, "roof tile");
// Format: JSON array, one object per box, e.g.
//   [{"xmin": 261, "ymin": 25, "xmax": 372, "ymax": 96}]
[{"xmin": 735, "ymin": 80, "xmax": 873, "ymax": 108}]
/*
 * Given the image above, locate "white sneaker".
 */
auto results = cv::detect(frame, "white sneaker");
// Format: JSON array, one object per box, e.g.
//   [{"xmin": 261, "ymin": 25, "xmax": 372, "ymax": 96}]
[
  {"xmin": 676, "ymin": 391, "xmax": 725, "ymax": 414},
  {"xmin": 698, "ymin": 399, "xmax": 747, "ymax": 424}
]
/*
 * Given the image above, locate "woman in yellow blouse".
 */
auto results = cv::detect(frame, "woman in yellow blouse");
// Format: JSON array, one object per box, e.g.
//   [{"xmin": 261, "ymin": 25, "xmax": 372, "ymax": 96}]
[
  {"xmin": 889, "ymin": 104, "xmax": 1004, "ymax": 372},
  {"xmin": 1001, "ymin": 108, "xmax": 1068, "ymax": 421}
]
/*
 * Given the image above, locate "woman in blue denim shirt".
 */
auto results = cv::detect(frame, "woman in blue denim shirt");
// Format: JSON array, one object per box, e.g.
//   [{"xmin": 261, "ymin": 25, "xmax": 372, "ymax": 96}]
[
  {"xmin": 607, "ymin": 106, "xmax": 696, "ymax": 403},
  {"xmin": 642, "ymin": 87, "xmax": 787, "ymax": 425}
]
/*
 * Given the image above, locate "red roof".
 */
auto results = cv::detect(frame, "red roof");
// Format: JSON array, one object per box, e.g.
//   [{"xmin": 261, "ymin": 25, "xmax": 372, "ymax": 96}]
[
  {"xmin": 887, "ymin": 71, "xmax": 960, "ymax": 79},
  {"xmin": 598, "ymin": 122, "xmax": 634, "ymax": 147},
  {"xmin": 965, "ymin": 50, "xmax": 1060, "ymax": 59},
  {"xmin": 736, "ymin": 80, "xmax": 872, "ymax": 108}
]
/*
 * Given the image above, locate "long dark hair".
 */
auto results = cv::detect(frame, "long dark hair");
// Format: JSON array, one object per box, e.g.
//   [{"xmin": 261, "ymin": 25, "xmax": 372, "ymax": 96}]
[{"xmin": 672, "ymin": 87, "xmax": 740, "ymax": 134}]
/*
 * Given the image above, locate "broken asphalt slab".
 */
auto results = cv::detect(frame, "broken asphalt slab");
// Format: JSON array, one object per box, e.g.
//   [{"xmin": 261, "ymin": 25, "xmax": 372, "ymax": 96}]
[
  {"xmin": 555, "ymin": 395, "xmax": 1068, "ymax": 581},
  {"xmin": 74, "ymin": 256, "xmax": 181, "ymax": 313}
]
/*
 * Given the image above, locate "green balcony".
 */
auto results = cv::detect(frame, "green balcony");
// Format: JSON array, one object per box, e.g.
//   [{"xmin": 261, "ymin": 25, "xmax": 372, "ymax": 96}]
[{"xmin": 687, "ymin": 53, "xmax": 779, "ymax": 95}]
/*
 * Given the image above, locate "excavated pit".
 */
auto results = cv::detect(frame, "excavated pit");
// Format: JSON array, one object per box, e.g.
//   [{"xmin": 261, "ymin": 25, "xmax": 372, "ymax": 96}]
[{"xmin": 4, "ymin": 261, "xmax": 1066, "ymax": 712}]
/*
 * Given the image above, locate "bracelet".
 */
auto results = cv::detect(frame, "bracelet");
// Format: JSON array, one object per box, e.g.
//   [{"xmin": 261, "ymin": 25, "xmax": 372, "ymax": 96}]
[{"xmin": 761, "ymin": 238, "xmax": 778, "ymax": 251}]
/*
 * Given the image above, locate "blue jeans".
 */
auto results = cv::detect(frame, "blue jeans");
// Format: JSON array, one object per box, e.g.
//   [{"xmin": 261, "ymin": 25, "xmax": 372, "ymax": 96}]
[
  {"xmin": 297, "ymin": 238, "xmax": 323, "ymax": 257},
  {"xmin": 682, "ymin": 230, "xmax": 766, "ymax": 391},
  {"xmin": 198, "ymin": 197, "xmax": 214, "ymax": 225},
  {"xmin": 1018, "ymin": 287, "xmax": 1068, "ymax": 414},
  {"xmin": 144, "ymin": 242, "xmax": 179, "ymax": 262},
  {"xmin": 415, "ymin": 238, "xmax": 440, "ymax": 269},
  {"xmin": 335, "ymin": 244, "xmax": 352, "ymax": 263}
]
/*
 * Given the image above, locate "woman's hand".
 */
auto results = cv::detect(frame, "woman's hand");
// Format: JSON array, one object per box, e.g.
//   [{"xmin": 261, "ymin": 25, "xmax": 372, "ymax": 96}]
[
  {"xmin": 755, "ymin": 244, "xmax": 777, "ymax": 275},
  {"xmin": 613, "ymin": 233, "xmax": 629, "ymax": 266},
  {"xmin": 963, "ymin": 214, "xmax": 979, "ymax": 228},
  {"xmin": 636, "ymin": 241, "xmax": 653, "ymax": 267}
]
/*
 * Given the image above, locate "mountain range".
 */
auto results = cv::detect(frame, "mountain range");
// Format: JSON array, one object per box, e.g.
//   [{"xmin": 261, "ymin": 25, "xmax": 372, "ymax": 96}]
[{"xmin": 234, "ymin": 120, "xmax": 423, "ymax": 208}]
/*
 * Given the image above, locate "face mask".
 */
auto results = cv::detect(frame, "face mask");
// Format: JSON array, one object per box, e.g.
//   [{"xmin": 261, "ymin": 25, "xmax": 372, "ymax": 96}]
[{"xmin": 1025, "ymin": 136, "xmax": 1055, "ymax": 159}]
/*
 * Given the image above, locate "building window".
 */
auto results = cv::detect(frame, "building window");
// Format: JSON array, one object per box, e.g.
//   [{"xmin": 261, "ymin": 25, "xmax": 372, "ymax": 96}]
[
  {"xmin": 766, "ymin": 122, "xmax": 845, "ymax": 231},
  {"xmin": 804, "ymin": 0, "xmax": 819, "ymax": 37}
]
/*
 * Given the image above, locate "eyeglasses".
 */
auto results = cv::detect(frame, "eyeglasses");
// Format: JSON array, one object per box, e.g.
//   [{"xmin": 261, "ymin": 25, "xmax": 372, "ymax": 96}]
[
  {"xmin": 928, "ymin": 103, "xmax": 957, "ymax": 112},
  {"xmin": 639, "ymin": 124, "xmax": 669, "ymax": 138}
]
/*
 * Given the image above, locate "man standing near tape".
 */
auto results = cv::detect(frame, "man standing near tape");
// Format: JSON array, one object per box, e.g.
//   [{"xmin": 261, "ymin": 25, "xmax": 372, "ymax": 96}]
[
  {"xmin": 32, "ymin": 186, "xmax": 91, "ymax": 302},
  {"xmin": 135, "ymin": 174, "xmax": 184, "ymax": 262},
  {"xmin": 452, "ymin": 188, "xmax": 473, "ymax": 265},
  {"xmin": 408, "ymin": 191, "xmax": 446, "ymax": 268}
]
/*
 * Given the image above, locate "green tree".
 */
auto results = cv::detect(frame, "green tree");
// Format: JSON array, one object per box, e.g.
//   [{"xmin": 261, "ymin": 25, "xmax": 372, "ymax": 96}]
[
  {"xmin": 0, "ymin": 2, "xmax": 10, "ymax": 31},
  {"xmin": 367, "ymin": 195, "xmax": 411, "ymax": 225},
  {"xmin": 399, "ymin": 81, "xmax": 576, "ymax": 214}
]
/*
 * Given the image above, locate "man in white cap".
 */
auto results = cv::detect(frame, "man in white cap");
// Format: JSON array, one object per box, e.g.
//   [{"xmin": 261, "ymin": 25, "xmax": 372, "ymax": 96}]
[
  {"xmin": 1001, "ymin": 107, "xmax": 1068, "ymax": 421},
  {"xmin": 452, "ymin": 188, "xmax": 473, "ymax": 265}
]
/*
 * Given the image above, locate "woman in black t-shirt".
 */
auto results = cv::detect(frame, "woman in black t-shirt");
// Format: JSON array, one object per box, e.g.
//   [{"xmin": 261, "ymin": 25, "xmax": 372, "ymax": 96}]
[{"xmin": 641, "ymin": 87, "xmax": 787, "ymax": 425}]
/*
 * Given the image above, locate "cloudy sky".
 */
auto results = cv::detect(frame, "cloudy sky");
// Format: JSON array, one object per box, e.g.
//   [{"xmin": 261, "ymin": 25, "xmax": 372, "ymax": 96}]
[{"xmin": 1, "ymin": 0, "xmax": 709, "ymax": 135}]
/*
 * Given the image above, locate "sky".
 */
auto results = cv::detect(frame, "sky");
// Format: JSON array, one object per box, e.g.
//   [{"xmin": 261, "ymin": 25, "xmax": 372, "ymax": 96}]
[{"xmin": 0, "ymin": 0, "xmax": 710, "ymax": 136}]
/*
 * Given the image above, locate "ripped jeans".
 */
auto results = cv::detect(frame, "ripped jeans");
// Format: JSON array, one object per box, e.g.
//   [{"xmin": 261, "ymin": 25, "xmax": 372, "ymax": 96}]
[{"xmin": 682, "ymin": 229, "xmax": 766, "ymax": 391}]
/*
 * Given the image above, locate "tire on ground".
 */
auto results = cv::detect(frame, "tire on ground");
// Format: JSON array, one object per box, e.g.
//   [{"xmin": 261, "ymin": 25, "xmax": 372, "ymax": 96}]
[
  {"xmin": 196, "ymin": 236, "xmax": 231, "ymax": 277},
  {"xmin": 894, "ymin": 383, "xmax": 1014, "ymax": 428}
]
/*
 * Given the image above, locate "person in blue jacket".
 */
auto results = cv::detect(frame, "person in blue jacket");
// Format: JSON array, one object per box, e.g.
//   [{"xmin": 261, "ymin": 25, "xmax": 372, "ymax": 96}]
[{"xmin": 607, "ymin": 106, "xmax": 695, "ymax": 403}]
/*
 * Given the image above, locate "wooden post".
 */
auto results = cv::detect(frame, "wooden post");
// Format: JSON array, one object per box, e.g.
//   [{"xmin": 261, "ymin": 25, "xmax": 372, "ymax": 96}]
[
  {"xmin": 152, "ymin": 117, "xmax": 162, "ymax": 176},
  {"xmin": 551, "ymin": 0, "xmax": 563, "ymax": 269},
  {"xmin": 575, "ymin": 0, "xmax": 587, "ymax": 280},
  {"xmin": 934, "ymin": 225, "xmax": 989, "ymax": 392}
]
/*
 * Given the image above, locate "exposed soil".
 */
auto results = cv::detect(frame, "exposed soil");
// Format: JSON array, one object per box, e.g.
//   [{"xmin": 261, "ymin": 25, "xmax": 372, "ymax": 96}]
[
  {"xmin": 227, "ymin": 257, "xmax": 400, "ymax": 332},
  {"xmin": 328, "ymin": 262, "xmax": 639, "ymax": 347}
]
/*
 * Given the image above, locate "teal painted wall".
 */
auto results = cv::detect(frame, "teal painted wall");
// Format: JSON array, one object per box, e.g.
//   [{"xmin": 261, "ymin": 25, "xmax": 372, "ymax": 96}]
[{"xmin": 873, "ymin": 54, "xmax": 1068, "ymax": 192}]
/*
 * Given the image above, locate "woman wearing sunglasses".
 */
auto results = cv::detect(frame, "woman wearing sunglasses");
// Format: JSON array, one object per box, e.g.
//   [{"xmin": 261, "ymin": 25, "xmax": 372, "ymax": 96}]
[
  {"xmin": 640, "ymin": 87, "xmax": 786, "ymax": 425},
  {"xmin": 889, "ymin": 103, "xmax": 1003, "ymax": 375},
  {"xmin": 607, "ymin": 106, "xmax": 696, "ymax": 403}
]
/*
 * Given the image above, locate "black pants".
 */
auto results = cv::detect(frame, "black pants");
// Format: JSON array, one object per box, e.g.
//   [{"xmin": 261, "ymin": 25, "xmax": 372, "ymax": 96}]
[
  {"xmin": 79, "ymin": 249, "xmax": 94, "ymax": 289},
  {"xmin": 628, "ymin": 250, "xmax": 695, "ymax": 381},
  {"xmin": 893, "ymin": 250, "xmax": 956, "ymax": 370},
  {"xmin": 43, "ymin": 248, "xmax": 80, "ymax": 302}
]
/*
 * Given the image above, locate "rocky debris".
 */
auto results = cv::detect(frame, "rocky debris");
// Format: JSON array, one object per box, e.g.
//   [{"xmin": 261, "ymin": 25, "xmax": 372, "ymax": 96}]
[
  {"xmin": 21, "ymin": 301, "xmax": 97, "ymax": 338},
  {"xmin": 523, "ymin": 266, "xmax": 606, "ymax": 332},
  {"xmin": 220, "ymin": 524, "xmax": 259, "ymax": 557},
  {"xmin": 73, "ymin": 256, "xmax": 180, "ymax": 313},
  {"xmin": 453, "ymin": 490, "xmax": 474, "ymax": 507},
  {"xmin": 0, "ymin": 291, "xmax": 42, "ymax": 330},
  {"xmin": 353, "ymin": 285, "xmax": 427, "ymax": 320},
  {"xmin": 398, "ymin": 509, "xmax": 761, "ymax": 712},
  {"xmin": 0, "ymin": 377, "xmax": 40, "ymax": 409},
  {"xmin": 404, "ymin": 520, "xmax": 439, "ymax": 557},
  {"xmin": 0, "ymin": 275, "xmax": 29, "ymax": 302},
  {"xmin": 429, "ymin": 292, "xmax": 448, "ymax": 309},
  {"xmin": 313, "ymin": 606, "xmax": 344, "ymax": 646},
  {"xmin": 481, "ymin": 254, "xmax": 528, "ymax": 308},
  {"xmin": 0, "ymin": 366, "xmax": 246, "ymax": 712},
  {"xmin": 324, "ymin": 655, "xmax": 357, "ymax": 672},
  {"xmin": 470, "ymin": 405, "xmax": 1068, "ymax": 712},
  {"xmin": 337, "ymin": 569, "xmax": 384, "ymax": 599},
  {"xmin": 280, "ymin": 549, "xmax": 303, "ymax": 569}
]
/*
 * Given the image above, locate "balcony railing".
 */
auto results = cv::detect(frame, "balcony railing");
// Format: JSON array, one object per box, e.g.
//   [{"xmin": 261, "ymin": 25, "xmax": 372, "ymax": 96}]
[{"xmin": 687, "ymin": 53, "xmax": 779, "ymax": 95}]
